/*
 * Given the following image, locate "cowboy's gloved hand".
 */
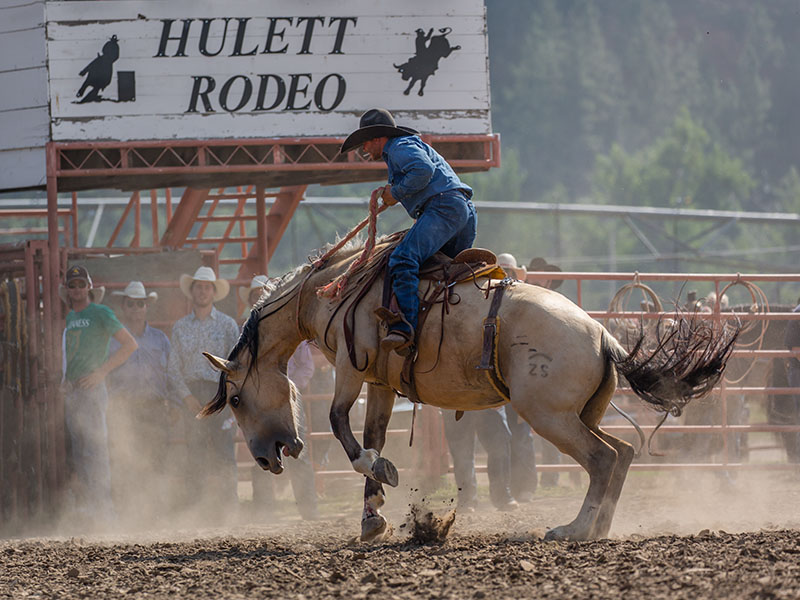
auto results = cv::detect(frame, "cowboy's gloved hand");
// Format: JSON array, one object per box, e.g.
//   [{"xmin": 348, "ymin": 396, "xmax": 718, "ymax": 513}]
[{"xmin": 379, "ymin": 185, "xmax": 397, "ymax": 206}]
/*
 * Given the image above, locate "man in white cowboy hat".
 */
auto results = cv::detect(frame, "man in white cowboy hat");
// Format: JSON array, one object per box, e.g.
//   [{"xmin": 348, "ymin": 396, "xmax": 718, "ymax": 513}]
[
  {"xmin": 168, "ymin": 265, "xmax": 240, "ymax": 516},
  {"xmin": 239, "ymin": 274, "xmax": 271, "ymax": 317},
  {"xmin": 106, "ymin": 281, "xmax": 171, "ymax": 523},
  {"xmin": 341, "ymin": 108, "xmax": 477, "ymax": 356},
  {"xmin": 445, "ymin": 252, "xmax": 539, "ymax": 506},
  {"xmin": 496, "ymin": 253, "xmax": 528, "ymax": 282},
  {"xmin": 60, "ymin": 265, "xmax": 138, "ymax": 525},
  {"xmin": 240, "ymin": 275, "xmax": 320, "ymax": 519}
]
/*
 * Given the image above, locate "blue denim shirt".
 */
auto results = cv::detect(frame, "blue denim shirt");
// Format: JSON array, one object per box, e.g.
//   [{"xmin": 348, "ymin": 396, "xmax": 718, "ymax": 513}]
[
  {"xmin": 107, "ymin": 323, "xmax": 170, "ymax": 402},
  {"xmin": 383, "ymin": 136, "xmax": 473, "ymax": 219}
]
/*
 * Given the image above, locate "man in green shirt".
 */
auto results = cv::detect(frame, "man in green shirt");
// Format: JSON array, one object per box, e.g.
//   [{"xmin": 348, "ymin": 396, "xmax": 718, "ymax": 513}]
[{"xmin": 60, "ymin": 265, "xmax": 137, "ymax": 526}]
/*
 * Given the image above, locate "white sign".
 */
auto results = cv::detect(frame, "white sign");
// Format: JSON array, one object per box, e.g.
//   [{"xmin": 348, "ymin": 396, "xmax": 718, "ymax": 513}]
[{"xmin": 46, "ymin": 0, "xmax": 490, "ymax": 141}]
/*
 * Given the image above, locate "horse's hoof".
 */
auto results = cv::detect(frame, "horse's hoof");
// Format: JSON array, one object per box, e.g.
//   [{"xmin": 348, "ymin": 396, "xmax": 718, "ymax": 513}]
[
  {"xmin": 360, "ymin": 515, "xmax": 390, "ymax": 542},
  {"xmin": 545, "ymin": 525, "xmax": 588, "ymax": 542},
  {"xmin": 372, "ymin": 457, "xmax": 399, "ymax": 487},
  {"xmin": 544, "ymin": 526, "xmax": 569, "ymax": 542}
]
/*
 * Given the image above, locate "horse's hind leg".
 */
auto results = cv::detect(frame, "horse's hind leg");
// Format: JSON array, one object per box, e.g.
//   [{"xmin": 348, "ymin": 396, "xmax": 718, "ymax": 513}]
[
  {"xmin": 361, "ymin": 384, "xmax": 396, "ymax": 542},
  {"xmin": 588, "ymin": 428, "xmax": 634, "ymax": 539},
  {"xmin": 529, "ymin": 412, "xmax": 618, "ymax": 541},
  {"xmin": 578, "ymin": 358, "xmax": 634, "ymax": 539}
]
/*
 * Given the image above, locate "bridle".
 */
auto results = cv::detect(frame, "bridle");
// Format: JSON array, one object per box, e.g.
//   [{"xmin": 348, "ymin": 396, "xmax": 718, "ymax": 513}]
[{"xmin": 294, "ymin": 266, "xmax": 317, "ymax": 342}]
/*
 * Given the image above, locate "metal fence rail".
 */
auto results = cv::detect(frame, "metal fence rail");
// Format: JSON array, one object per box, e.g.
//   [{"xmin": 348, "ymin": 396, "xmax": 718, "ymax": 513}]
[{"xmin": 1, "ymin": 266, "xmax": 799, "ymax": 531}]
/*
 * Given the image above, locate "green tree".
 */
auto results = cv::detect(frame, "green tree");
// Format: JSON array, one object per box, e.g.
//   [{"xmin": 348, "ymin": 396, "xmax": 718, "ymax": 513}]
[
  {"xmin": 601, "ymin": 1, "xmax": 703, "ymax": 151},
  {"xmin": 496, "ymin": 0, "xmax": 623, "ymax": 198},
  {"xmin": 461, "ymin": 147, "xmax": 527, "ymax": 203},
  {"xmin": 593, "ymin": 108, "xmax": 754, "ymax": 210},
  {"xmin": 773, "ymin": 168, "xmax": 800, "ymax": 214}
]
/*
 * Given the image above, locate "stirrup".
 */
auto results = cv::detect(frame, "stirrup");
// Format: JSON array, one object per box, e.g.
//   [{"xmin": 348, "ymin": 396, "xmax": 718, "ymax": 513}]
[
  {"xmin": 381, "ymin": 330, "xmax": 414, "ymax": 357},
  {"xmin": 374, "ymin": 306, "xmax": 401, "ymax": 325}
]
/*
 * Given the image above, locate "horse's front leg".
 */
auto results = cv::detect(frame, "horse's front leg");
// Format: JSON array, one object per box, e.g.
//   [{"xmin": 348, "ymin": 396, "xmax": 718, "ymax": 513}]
[
  {"xmin": 361, "ymin": 383, "xmax": 397, "ymax": 542},
  {"xmin": 329, "ymin": 367, "xmax": 398, "ymax": 487}
]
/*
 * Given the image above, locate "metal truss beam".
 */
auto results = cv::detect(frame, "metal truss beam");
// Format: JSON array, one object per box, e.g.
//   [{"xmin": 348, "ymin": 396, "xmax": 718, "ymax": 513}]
[
  {"xmin": 237, "ymin": 185, "xmax": 306, "ymax": 279},
  {"xmin": 159, "ymin": 187, "xmax": 210, "ymax": 248},
  {"xmin": 50, "ymin": 135, "xmax": 500, "ymax": 192}
]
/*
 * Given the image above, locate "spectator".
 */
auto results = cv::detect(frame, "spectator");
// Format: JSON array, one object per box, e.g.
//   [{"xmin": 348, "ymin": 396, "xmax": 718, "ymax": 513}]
[
  {"xmin": 59, "ymin": 265, "xmax": 137, "ymax": 526},
  {"xmin": 527, "ymin": 257, "xmax": 570, "ymax": 486},
  {"xmin": 443, "ymin": 408, "xmax": 518, "ymax": 511},
  {"xmin": 305, "ymin": 352, "xmax": 336, "ymax": 471},
  {"xmin": 106, "ymin": 281, "xmax": 171, "ymax": 524},
  {"xmin": 168, "ymin": 266, "xmax": 239, "ymax": 519},
  {"xmin": 238, "ymin": 274, "xmax": 270, "ymax": 318},
  {"xmin": 241, "ymin": 275, "xmax": 319, "ymax": 520},
  {"xmin": 699, "ymin": 291, "xmax": 730, "ymax": 313},
  {"xmin": 783, "ymin": 296, "xmax": 800, "ymax": 462},
  {"xmin": 497, "ymin": 253, "xmax": 527, "ymax": 281},
  {"xmin": 494, "ymin": 253, "xmax": 538, "ymax": 501},
  {"xmin": 527, "ymin": 256, "xmax": 564, "ymax": 291}
]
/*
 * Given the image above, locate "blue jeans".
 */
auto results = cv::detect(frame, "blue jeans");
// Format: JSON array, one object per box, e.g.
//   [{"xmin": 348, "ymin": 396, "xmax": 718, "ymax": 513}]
[
  {"xmin": 64, "ymin": 382, "xmax": 114, "ymax": 519},
  {"xmin": 388, "ymin": 190, "xmax": 477, "ymax": 332},
  {"xmin": 443, "ymin": 407, "xmax": 513, "ymax": 508}
]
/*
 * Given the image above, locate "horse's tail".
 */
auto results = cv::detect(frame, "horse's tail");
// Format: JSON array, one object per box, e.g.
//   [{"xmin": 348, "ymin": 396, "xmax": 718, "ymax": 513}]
[{"xmin": 602, "ymin": 313, "xmax": 739, "ymax": 417}]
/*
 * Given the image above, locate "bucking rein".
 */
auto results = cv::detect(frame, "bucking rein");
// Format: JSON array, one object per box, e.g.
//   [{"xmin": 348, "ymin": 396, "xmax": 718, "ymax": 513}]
[{"xmin": 306, "ymin": 187, "xmax": 648, "ymax": 453}]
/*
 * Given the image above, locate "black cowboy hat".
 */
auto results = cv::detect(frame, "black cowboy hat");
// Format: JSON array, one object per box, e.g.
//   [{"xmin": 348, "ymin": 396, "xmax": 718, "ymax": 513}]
[
  {"xmin": 340, "ymin": 108, "xmax": 418, "ymax": 154},
  {"xmin": 527, "ymin": 257, "xmax": 564, "ymax": 291}
]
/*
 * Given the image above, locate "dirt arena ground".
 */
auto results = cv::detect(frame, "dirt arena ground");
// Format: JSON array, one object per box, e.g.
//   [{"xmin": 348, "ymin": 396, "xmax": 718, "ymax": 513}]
[{"xmin": 2, "ymin": 469, "xmax": 800, "ymax": 599}]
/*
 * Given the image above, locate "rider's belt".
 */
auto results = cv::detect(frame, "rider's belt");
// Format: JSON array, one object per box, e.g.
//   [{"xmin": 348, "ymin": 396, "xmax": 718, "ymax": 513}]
[{"xmin": 411, "ymin": 189, "xmax": 470, "ymax": 219}]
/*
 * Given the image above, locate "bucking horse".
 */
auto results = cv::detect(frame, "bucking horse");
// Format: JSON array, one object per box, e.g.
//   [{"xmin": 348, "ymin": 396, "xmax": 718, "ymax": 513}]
[{"xmin": 201, "ymin": 235, "xmax": 737, "ymax": 542}]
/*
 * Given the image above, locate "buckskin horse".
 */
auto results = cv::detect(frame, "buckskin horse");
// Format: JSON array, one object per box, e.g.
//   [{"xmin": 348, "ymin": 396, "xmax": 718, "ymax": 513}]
[{"xmin": 201, "ymin": 236, "xmax": 737, "ymax": 542}]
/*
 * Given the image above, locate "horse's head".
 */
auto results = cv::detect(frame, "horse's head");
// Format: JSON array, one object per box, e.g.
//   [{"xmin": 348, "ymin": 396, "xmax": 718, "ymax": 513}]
[
  {"xmin": 200, "ymin": 272, "xmax": 309, "ymax": 474},
  {"xmin": 202, "ymin": 351, "xmax": 303, "ymax": 474}
]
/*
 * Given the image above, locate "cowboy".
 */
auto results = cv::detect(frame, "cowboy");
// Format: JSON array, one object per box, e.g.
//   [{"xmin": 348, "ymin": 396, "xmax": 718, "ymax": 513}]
[
  {"xmin": 783, "ymin": 296, "xmax": 800, "ymax": 462},
  {"xmin": 443, "ymin": 252, "xmax": 536, "ymax": 508},
  {"xmin": 106, "ymin": 281, "xmax": 171, "ymax": 523},
  {"xmin": 497, "ymin": 253, "xmax": 527, "ymax": 282},
  {"xmin": 60, "ymin": 265, "xmax": 138, "ymax": 525},
  {"xmin": 168, "ymin": 266, "xmax": 240, "ymax": 517},
  {"xmin": 525, "ymin": 256, "xmax": 572, "ymax": 487},
  {"xmin": 527, "ymin": 257, "xmax": 564, "ymax": 291},
  {"xmin": 239, "ymin": 274, "xmax": 271, "ymax": 318},
  {"xmin": 443, "ymin": 408, "xmax": 519, "ymax": 512},
  {"xmin": 341, "ymin": 108, "xmax": 477, "ymax": 355},
  {"xmin": 240, "ymin": 275, "xmax": 320, "ymax": 519}
]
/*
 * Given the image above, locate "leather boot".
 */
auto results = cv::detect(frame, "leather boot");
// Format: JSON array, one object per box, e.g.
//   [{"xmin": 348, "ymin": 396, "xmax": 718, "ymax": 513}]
[{"xmin": 380, "ymin": 329, "xmax": 414, "ymax": 356}]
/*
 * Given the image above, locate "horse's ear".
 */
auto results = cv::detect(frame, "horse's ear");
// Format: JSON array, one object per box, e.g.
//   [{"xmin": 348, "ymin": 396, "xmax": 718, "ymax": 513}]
[{"xmin": 203, "ymin": 352, "xmax": 235, "ymax": 374}]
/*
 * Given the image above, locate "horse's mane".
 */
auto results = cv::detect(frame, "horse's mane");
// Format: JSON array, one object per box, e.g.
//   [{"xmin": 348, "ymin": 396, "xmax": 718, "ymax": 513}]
[
  {"xmin": 201, "ymin": 234, "xmax": 380, "ymax": 416},
  {"xmin": 201, "ymin": 268, "xmax": 305, "ymax": 416}
]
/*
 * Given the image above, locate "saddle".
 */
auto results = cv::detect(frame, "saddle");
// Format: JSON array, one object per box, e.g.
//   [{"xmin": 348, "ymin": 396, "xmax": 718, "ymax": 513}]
[
  {"xmin": 375, "ymin": 247, "xmax": 512, "ymax": 408},
  {"xmin": 376, "ymin": 246, "xmax": 505, "ymax": 334},
  {"xmin": 326, "ymin": 232, "xmax": 514, "ymax": 413}
]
